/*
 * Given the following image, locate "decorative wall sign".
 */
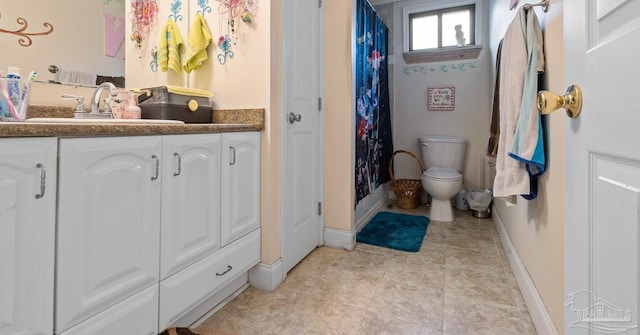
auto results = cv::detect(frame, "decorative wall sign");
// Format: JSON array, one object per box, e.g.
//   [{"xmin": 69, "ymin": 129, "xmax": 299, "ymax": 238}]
[{"xmin": 427, "ymin": 86, "xmax": 455, "ymax": 111}]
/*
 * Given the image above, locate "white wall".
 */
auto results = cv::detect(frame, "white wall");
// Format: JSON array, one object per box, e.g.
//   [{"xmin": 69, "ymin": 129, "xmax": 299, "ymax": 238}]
[
  {"xmin": 488, "ymin": 0, "xmax": 566, "ymax": 333},
  {"xmin": 386, "ymin": 0, "xmax": 493, "ymax": 192}
]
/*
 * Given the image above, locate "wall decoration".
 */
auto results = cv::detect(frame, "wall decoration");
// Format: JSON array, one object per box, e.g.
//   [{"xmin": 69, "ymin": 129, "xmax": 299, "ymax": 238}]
[
  {"xmin": 214, "ymin": 0, "xmax": 257, "ymax": 64},
  {"xmin": 216, "ymin": 35, "xmax": 233, "ymax": 64},
  {"xmin": 196, "ymin": 0, "xmax": 213, "ymax": 16},
  {"xmin": 149, "ymin": 46, "xmax": 158, "ymax": 72},
  {"xmin": 0, "ymin": 11, "xmax": 54, "ymax": 47},
  {"xmin": 402, "ymin": 62, "xmax": 476, "ymax": 75},
  {"xmin": 129, "ymin": 0, "xmax": 159, "ymax": 47},
  {"xmin": 427, "ymin": 86, "xmax": 455, "ymax": 111},
  {"xmin": 168, "ymin": 0, "xmax": 184, "ymax": 22},
  {"xmin": 103, "ymin": 12, "xmax": 125, "ymax": 57}
]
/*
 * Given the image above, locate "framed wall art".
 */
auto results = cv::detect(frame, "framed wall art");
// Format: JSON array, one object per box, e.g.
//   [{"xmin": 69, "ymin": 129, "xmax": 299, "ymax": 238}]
[{"xmin": 427, "ymin": 86, "xmax": 455, "ymax": 111}]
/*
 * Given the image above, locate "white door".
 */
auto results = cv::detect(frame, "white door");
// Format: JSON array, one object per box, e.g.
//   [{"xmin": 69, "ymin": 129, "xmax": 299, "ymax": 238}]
[
  {"xmin": 282, "ymin": 0, "xmax": 322, "ymax": 273},
  {"xmin": 564, "ymin": 1, "xmax": 640, "ymax": 334}
]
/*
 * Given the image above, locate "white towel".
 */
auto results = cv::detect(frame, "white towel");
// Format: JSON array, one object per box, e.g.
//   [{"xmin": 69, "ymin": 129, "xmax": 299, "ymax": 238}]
[
  {"xmin": 508, "ymin": 7, "xmax": 546, "ymax": 201},
  {"xmin": 492, "ymin": 7, "xmax": 544, "ymax": 205},
  {"xmin": 56, "ymin": 69, "xmax": 97, "ymax": 86}
]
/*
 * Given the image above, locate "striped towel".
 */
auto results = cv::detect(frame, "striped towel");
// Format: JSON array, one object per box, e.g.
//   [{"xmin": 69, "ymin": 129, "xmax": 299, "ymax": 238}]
[{"xmin": 158, "ymin": 19, "xmax": 184, "ymax": 73}]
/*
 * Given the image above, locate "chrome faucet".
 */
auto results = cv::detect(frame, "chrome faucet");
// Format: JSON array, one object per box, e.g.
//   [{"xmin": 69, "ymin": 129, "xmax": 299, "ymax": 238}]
[{"xmin": 89, "ymin": 82, "xmax": 118, "ymax": 117}]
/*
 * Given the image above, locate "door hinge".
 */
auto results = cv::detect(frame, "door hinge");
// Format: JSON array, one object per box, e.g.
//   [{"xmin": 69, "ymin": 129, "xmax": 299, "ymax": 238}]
[
  {"xmin": 318, "ymin": 202, "xmax": 322, "ymax": 215},
  {"xmin": 318, "ymin": 0, "xmax": 322, "ymax": 8},
  {"xmin": 318, "ymin": 97, "xmax": 322, "ymax": 111}
]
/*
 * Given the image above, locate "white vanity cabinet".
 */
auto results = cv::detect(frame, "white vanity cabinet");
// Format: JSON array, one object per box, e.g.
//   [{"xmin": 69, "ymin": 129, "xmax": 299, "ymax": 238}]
[
  {"xmin": 54, "ymin": 132, "xmax": 260, "ymax": 334},
  {"xmin": 221, "ymin": 132, "xmax": 261, "ymax": 246},
  {"xmin": 0, "ymin": 138, "xmax": 57, "ymax": 335},
  {"xmin": 56, "ymin": 136, "xmax": 162, "ymax": 334},
  {"xmin": 158, "ymin": 132, "xmax": 261, "ymax": 329}
]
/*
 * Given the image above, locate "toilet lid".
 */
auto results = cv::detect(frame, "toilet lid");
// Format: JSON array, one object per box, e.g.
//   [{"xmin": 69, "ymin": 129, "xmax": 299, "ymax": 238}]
[{"xmin": 423, "ymin": 167, "xmax": 462, "ymax": 181}]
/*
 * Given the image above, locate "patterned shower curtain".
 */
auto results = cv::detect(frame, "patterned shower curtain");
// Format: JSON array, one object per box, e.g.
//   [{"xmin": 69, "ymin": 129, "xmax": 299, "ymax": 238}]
[{"xmin": 355, "ymin": 0, "xmax": 393, "ymax": 205}]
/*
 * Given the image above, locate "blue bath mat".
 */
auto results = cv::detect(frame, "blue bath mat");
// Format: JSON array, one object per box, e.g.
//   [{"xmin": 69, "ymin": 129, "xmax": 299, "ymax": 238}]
[{"xmin": 356, "ymin": 211, "xmax": 430, "ymax": 252}]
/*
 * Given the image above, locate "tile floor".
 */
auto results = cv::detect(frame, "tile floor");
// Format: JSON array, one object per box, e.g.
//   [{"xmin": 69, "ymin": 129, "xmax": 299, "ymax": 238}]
[{"xmin": 194, "ymin": 202, "xmax": 537, "ymax": 335}]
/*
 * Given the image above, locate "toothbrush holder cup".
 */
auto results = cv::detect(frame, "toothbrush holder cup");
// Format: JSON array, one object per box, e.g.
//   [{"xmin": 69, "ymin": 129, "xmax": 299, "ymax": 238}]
[{"xmin": 0, "ymin": 77, "xmax": 32, "ymax": 121}]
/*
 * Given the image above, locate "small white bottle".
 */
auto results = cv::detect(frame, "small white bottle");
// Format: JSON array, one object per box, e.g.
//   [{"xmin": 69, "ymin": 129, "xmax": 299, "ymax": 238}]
[{"xmin": 126, "ymin": 98, "xmax": 141, "ymax": 119}]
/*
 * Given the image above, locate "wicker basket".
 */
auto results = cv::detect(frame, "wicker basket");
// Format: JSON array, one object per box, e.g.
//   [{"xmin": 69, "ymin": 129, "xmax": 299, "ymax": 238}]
[{"xmin": 389, "ymin": 150, "xmax": 425, "ymax": 209}]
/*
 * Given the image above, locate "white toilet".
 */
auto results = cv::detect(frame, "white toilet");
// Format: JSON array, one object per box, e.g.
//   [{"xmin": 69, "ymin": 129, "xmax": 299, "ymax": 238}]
[{"xmin": 418, "ymin": 135, "xmax": 466, "ymax": 222}]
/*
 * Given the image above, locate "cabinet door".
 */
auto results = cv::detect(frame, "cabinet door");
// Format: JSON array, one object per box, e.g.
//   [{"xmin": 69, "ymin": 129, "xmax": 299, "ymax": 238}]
[
  {"xmin": 0, "ymin": 138, "xmax": 56, "ymax": 335},
  {"xmin": 221, "ymin": 132, "xmax": 260, "ymax": 246},
  {"xmin": 161, "ymin": 134, "xmax": 222, "ymax": 279},
  {"xmin": 56, "ymin": 136, "xmax": 162, "ymax": 333}
]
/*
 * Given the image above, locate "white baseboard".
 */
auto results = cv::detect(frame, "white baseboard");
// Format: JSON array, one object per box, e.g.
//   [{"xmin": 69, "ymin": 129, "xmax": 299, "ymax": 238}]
[
  {"xmin": 248, "ymin": 259, "xmax": 284, "ymax": 291},
  {"xmin": 323, "ymin": 227, "xmax": 356, "ymax": 250},
  {"xmin": 493, "ymin": 210, "xmax": 559, "ymax": 335},
  {"xmin": 324, "ymin": 192, "xmax": 385, "ymax": 251},
  {"xmin": 355, "ymin": 194, "xmax": 388, "ymax": 233}
]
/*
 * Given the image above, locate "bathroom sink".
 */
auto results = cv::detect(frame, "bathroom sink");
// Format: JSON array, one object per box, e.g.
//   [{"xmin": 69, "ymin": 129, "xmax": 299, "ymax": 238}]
[{"xmin": 25, "ymin": 118, "xmax": 185, "ymax": 125}]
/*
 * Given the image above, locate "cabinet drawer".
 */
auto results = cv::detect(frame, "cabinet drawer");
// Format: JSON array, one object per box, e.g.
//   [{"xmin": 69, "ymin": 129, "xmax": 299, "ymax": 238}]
[
  {"xmin": 159, "ymin": 229, "xmax": 260, "ymax": 329},
  {"xmin": 59, "ymin": 284, "xmax": 158, "ymax": 335}
]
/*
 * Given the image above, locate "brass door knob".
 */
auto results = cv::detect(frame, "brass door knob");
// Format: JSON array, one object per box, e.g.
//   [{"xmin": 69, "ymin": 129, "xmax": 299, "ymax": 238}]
[{"xmin": 537, "ymin": 84, "xmax": 582, "ymax": 118}]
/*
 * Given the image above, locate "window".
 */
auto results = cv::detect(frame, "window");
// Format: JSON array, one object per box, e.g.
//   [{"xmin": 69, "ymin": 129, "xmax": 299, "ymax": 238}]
[
  {"xmin": 409, "ymin": 5, "xmax": 475, "ymax": 51},
  {"xmin": 403, "ymin": 1, "xmax": 482, "ymax": 63}
]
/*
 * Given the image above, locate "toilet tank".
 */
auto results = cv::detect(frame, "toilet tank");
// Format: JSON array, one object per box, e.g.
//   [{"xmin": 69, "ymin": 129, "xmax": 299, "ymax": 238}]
[{"xmin": 418, "ymin": 135, "xmax": 466, "ymax": 172}]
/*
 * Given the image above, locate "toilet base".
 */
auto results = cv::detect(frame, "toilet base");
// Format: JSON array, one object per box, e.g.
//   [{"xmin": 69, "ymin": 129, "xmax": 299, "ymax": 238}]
[{"xmin": 429, "ymin": 198, "xmax": 454, "ymax": 222}]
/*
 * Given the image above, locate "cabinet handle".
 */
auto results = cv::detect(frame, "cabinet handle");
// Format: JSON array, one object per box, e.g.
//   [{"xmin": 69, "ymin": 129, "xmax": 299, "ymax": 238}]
[
  {"xmin": 230, "ymin": 146, "xmax": 236, "ymax": 165},
  {"xmin": 35, "ymin": 163, "xmax": 46, "ymax": 199},
  {"xmin": 215, "ymin": 265, "xmax": 233, "ymax": 276},
  {"xmin": 173, "ymin": 153, "xmax": 182, "ymax": 176},
  {"xmin": 151, "ymin": 155, "xmax": 159, "ymax": 181}
]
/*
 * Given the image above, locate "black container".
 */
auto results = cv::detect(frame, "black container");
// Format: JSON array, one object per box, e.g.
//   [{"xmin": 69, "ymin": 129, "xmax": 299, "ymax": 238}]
[{"xmin": 138, "ymin": 86, "xmax": 213, "ymax": 123}]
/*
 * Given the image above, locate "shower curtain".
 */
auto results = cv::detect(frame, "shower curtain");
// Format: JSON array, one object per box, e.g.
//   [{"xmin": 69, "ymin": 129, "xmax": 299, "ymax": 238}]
[{"xmin": 355, "ymin": 0, "xmax": 393, "ymax": 205}]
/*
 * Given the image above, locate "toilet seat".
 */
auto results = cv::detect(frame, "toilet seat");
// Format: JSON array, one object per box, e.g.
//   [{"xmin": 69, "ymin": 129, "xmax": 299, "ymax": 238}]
[{"xmin": 423, "ymin": 167, "xmax": 462, "ymax": 181}]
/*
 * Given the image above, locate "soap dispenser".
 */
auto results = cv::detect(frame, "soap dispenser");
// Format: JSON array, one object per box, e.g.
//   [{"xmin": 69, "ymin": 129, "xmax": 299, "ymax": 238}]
[{"xmin": 125, "ymin": 97, "xmax": 141, "ymax": 119}]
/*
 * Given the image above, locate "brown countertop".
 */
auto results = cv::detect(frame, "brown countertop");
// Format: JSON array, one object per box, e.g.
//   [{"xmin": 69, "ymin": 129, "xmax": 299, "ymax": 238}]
[{"xmin": 0, "ymin": 107, "xmax": 264, "ymax": 137}]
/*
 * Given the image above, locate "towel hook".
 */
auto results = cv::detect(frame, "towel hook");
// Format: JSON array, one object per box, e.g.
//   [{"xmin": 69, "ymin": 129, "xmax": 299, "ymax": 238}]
[
  {"xmin": 537, "ymin": 84, "xmax": 583, "ymax": 118},
  {"xmin": 523, "ymin": 0, "xmax": 549, "ymax": 13}
]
